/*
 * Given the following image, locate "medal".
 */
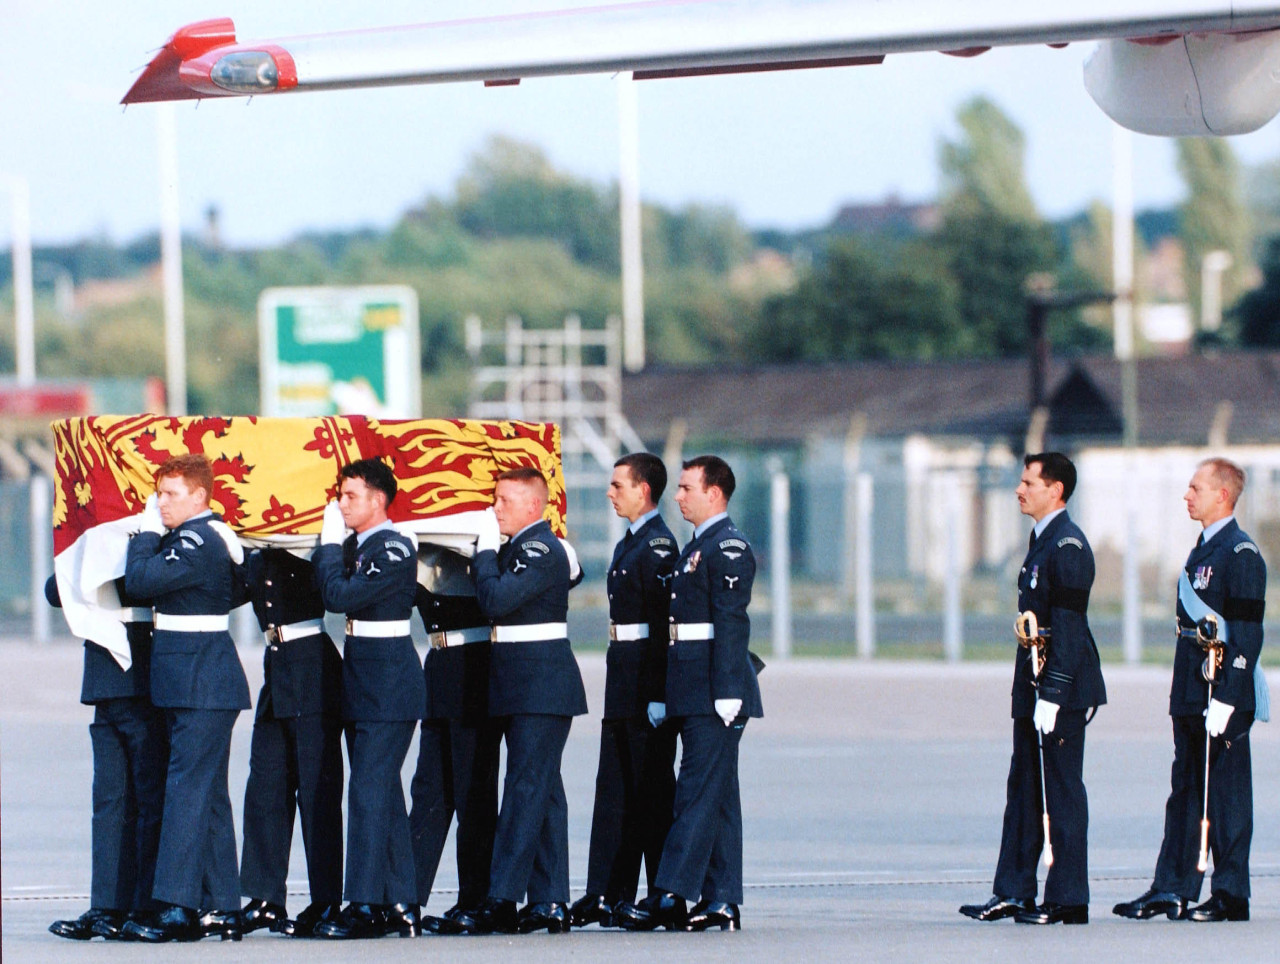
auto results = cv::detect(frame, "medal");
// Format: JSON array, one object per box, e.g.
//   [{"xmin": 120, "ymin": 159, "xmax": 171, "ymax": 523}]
[
  {"xmin": 1193, "ymin": 565, "xmax": 1212, "ymax": 591},
  {"xmin": 684, "ymin": 550, "xmax": 701, "ymax": 573},
  {"xmin": 1029, "ymin": 565, "xmax": 1038, "ymax": 589}
]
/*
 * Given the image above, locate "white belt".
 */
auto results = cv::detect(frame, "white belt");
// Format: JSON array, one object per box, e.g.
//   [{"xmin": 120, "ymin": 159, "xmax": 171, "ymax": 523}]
[
  {"xmin": 429, "ymin": 626, "xmax": 490, "ymax": 649},
  {"xmin": 266, "ymin": 618, "xmax": 325, "ymax": 644},
  {"xmin": 154, "ymin": 613, "xmax": 229, "ymax": 633},
  {"xmin": 346, "ymin": 618, "xmax": 412, "ymax": 638},
  {"xmin": 112, "ymin": 607, "xmax": 153, "ymax": 624},
  {"xmin": 669, "ymin": 622, "xmax": 715, "ymax": 642},
  {"xmin": 491, "ymin": 622, "xmax": 568, "ymax": 643},
  {"xmin": 609, "ymin": 622, "xmax": 650, "ymax": 642}
]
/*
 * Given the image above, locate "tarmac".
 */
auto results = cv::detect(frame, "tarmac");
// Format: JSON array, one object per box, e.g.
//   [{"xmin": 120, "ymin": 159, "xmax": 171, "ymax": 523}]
[{"xmin": 5, "ymin": 638, "xmax": 1280, "ymax": 963}]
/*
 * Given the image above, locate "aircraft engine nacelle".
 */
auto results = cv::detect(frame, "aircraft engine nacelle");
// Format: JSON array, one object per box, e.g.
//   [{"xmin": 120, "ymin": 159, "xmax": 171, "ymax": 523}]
[{"xmin": 1084, "ymin": 31, "xmax": 1280, "ymax": 136}]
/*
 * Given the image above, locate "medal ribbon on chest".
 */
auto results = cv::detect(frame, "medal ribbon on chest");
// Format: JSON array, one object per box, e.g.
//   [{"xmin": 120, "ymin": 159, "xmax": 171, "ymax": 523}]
[
  {"xmin": 1029, "ymin": 565, "xmax": 1039, "ymax": 589},
  {"xmin": 1193, "ymin": 565, "xmax": 1212, "ymax": 591}
]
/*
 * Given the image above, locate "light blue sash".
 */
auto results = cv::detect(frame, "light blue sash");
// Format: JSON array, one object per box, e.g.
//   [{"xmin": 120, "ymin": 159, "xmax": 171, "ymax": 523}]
[{"xmin": 1178, "ymin": 569, "xmax": 1269, "ymax": 723}]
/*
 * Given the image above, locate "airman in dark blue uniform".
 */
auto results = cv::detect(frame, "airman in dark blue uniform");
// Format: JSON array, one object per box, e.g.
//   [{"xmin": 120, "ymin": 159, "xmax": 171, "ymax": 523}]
[
  {"xmin": 459, "ymin": 466, "xmax": 588, "ymax": 935},
  {"xmin": 46, "ymin": 575, "xmax": 168, "ymax": 942},
  {"xmin": 961, "ymin": 452, "xmax": 1105, "ymax": 927},
  {"xmin": 120, "ymin": 454, "xmax": 252, "ymax": 943},
  {"xmin": 1114, "ymin": 457, "xmax": 1267, "ymax": 923},
  {"xmin": 407, "ymin": 550, "xmax": 501, "ymax": 934},
  {"xmin": 617, "ymin": 455, "xmax": 762, "ymax": 934},
  {"xmin": 311, "ymin": 458, "xmax": 424, "ymax": 940},
  {"xmin": 238, "ymin": 548, "xmax": 344, "ymax": 937},
  {"xmin": 572, "ymin": 453, "xmax": 678, "ymax": 928}
]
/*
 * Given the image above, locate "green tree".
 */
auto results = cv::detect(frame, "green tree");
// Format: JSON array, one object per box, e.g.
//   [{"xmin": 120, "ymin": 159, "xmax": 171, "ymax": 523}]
[
  {"xmin": 939, "ymin": 97, "xmax": 1038, "ymax": 223},
  {"xmin": 1234, "ymin": 235, "xmax": 1280, "ymax": 345},
  {"xmin": 1177, "ymin": 137, "xmax": 1249, "ymax": 320}
]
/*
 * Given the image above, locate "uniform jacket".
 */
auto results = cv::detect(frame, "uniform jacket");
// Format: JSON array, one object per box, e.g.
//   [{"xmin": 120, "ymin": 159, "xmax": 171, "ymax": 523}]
[
  {"xmin": 604, "ymin": 514, "xmax": 678, "ymax": 719},
  {"xmin": 665, "ymin": 515, "xmax": 763, "ymax": 719},
  {"xmin": 46, "ymin": 575, "xmax": 152, "ymax": 705},
  {"xmin": 1012, "ymin": 510, "xmax": 1106, "ymax": 717},
  {"xmin": 472, "ymin": 519, "xmax": 588, "ymax": 717},
  {"xmin": 313, "ymin": 526, "xmax": 424, "ymax": 722},
  {"xmin": 1171, "ymin": 518, "xmax": 1267, "ymax": 716},
  {"xmin": 244, "ymin": 548, "xmax": 342, "ymax": 720},
  {"xmin": 417, "ymin": 586, "xmax": 491, "ymax": 722},
  {"xmin": 125, "ymin": 513, "xmax": 251, "ymax": 711}
]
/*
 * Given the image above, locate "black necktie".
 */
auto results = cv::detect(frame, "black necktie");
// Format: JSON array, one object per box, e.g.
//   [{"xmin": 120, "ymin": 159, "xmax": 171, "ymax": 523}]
[
  {"xmin": 1028, "ymin": 529, "xmax": 1036, "ymax": 551},
  {"xmin": 1196, "ymin": 533, "xmax": 1204, "ymax": 548}
]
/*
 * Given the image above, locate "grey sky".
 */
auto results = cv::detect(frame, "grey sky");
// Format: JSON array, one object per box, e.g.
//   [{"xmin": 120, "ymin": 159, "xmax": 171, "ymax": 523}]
[{"xmin": 3, "ymin": 1, "xmax": 1280, "ymax": 249}]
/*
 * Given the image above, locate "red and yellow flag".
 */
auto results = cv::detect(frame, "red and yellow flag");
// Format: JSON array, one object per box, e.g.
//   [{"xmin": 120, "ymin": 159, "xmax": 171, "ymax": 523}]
[{"xmin": 52, "ymin": 414, "xmax": 565, "ymax": 555}]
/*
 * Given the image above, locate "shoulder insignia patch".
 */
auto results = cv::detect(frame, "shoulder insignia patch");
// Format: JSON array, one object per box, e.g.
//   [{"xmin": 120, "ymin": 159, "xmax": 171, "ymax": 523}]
[
  {"xmin": 178, "ymin": 529, "xmax": 204, "ymax": 545},
  {"xmin": 180, "ymin": 539, "xmax": 196, "ymax": 551},
  {"xmin": 649, "ymin": 537, "xmax": 674, "ymax": 548},
  {"xmin": 1233, "ymin": 654, "xmax": 1248, "ymax": 669},
  {"xmin": 720, "ymin": 538, "xmax": 748, "ymax": 551},
  {"xmin": 653, "ymin": 549, "xmax": 672, "ymax": 558},
  {"xmin": 1057, "ymin": 537, "xmax": 1083, "ymax": 550},
  {"xmin": 1236, "ymin": 542, "xmax": 1260, "ymax": 554},
  {"xmin": 384, "ymin": 542, "xmax": 411, "ymax": 561},
  {"xmin": 521, "ymin": 540, "xmax": 550, "ymax": 556}
]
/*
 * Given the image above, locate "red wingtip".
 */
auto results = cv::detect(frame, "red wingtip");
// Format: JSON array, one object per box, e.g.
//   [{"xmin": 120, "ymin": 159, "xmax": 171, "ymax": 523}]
[{"xmin": 121, "ymin": 18, "xmax": 237, "ymax": 104}]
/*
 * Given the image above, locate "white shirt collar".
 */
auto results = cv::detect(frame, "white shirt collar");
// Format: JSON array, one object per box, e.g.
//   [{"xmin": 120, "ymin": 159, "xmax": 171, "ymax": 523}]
[
  {"xmin": 1201, "ymin": 515, "xmax": 1234, "ymax": 544},
  {"xmin": 694, "ymin": 511, "xmax": 728, "ymax": 539},
  {"xmin": 355, "ymin": 518, "xmax": 394, "ymax": 547},
  {"xmin": 629, "ymin": 507, "xmax": 661, "ymax": 535},
  {"xmin": 1033, "ymin": 507, "xmax": 1066, "ymax": 539}
]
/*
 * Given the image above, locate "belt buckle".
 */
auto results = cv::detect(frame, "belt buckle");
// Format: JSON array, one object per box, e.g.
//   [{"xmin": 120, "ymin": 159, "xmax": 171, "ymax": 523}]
[
  {"xmin": 608, "ymin": 624, "xmax": 619, "ymax": 642},
  {"xmin": 669, "ymin": 624, "xmax": 679, "ymax": 642},
  {"xmin": 429, "ymin": 631, "xmax": 447, "ymax": 649},
  {"xmin": 266, "ymin": 625, "xmax": 282, "ymax": 644},
  {"xmin": 345, "ymin": 617, "xmax": 354, "ymax": 636}
]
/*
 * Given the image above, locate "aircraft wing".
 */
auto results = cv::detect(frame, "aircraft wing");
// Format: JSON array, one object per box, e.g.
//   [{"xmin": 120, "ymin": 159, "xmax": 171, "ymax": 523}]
[{"xmin": 123, "ymin": 1, "xmax": 1280, "ymax": 135}]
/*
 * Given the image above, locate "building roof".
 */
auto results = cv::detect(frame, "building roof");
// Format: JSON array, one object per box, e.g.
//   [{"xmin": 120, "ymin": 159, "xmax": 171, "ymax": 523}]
[{"xmin": 621, "ymin": 351, "xmax": 1280, "ymax": 447}]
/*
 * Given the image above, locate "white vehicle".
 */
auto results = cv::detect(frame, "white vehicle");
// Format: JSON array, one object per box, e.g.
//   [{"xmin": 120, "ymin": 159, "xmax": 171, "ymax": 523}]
[{"xmin": 124, "ymin": 2, "xmax": 1280, "ymax": 136}]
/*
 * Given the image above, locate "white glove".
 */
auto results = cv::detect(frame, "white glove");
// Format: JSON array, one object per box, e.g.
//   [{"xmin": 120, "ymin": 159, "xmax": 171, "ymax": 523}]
[
  {"xmin": 320, "ymin": 499, "xmax": 346, "ymax": 546},
  {"xmin": 1033, "ymin": 698, "xmax": 1060, "ymax": 735},
  {"xmin": 394, "ymin": 522, "xmax": 419, "ymax": 552},
  {"xmin": 560, "ymin": 538, "xmax": 581, "ymax": 581},
  {"xmin": 647, "ymin": 702, "xmax": 666, "ymax": 728},
  {"xmin": 714, "ymin": 698, "xmax": 742, "ymax": 727},
  {"xmin": 138, "ymin": 493, "xmax": 165, "ymax": 535},
  {"xmin": 208, "ymin": 520, "xmax": 244, "ymax": 564},
  {"xmin": 1206, "ymin": 698, "xmax": 1234, "ymax": 737},
  {"xmin": 476, "ymin": 507, "xmax": 501, "ymax": 554}
]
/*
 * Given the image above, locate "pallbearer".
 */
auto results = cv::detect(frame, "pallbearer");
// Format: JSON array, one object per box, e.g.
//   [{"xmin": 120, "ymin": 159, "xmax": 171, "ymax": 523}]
[
  {"xmin": 311, "ymin": 458, "xmax": 425, "ymax": 939},
  {"xmin": 571, "ymin": 453, "xmax": 679, "ymax": 928},
  {"xmin": 1113, "ymin": 457, "xmax": 1267, "ymax": 923},
  {"xmin": 960, "ymin": 452, "xmax": 1105, "ymax": 926},
  {"xmin": 238, "ymin": 548, "xmax": 344, "ymax": 937}
]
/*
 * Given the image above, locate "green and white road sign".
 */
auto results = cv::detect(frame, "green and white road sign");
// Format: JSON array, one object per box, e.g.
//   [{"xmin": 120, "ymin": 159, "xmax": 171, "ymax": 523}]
[{"xmin": 259, "ymin": 285, "xmax": 420, "ymax": 417}]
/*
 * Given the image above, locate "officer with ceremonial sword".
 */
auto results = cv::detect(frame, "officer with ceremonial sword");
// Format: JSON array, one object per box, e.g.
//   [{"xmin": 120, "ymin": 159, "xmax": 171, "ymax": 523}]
[
  {"xmin": 1113, "ymin": 457, "xmax": 1267, "ymax": 923},
  {"xmin": 961, "ymin": 452, "xmax": 1106, "ymax": 926}
]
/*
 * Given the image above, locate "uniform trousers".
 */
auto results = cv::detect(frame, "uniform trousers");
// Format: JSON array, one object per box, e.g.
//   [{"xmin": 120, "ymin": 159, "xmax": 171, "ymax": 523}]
[
  {"xmin": 344, "ymin": 720, "xmax": 417, "ymax": 905},
  {"xmin": 585, "ymin": 716, "xmax": 677, "ymax": 902},
  {"xmin": 655, "ymin": 713, "xmax": 745, "ymax": 905},
  {"xmin": 1153, "ymin": 713, "xmax": 1254, "ymax": 900},
  {"xmin": 240, "ymin": 705, "xmax": 344, "ymax": 906},
  {"xmin": 152, "ymin": 708, "xmax": 240, "ymax": 911},
  {"xmin": 992, "ymin": 711, "xmax": 1089, "ymax": 906},
  {"xmin": 89, "ymin": 698, "xmax": 168, "ymax": 911},
  {"xmin": 488, "ymin": 714, "xmax": 572, "ymax": 904},
  {"xmin": 408, "ymin": 717, "xmax": 501, "ymax": 909}
]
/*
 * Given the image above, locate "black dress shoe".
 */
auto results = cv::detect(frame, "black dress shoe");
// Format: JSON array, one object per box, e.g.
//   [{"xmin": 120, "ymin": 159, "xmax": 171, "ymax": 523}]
[
  {"xmin": 464, "ymin": 897, "xmax": 519, "ymax": 935},
  {"xmin": 421, "ymin": 913, "xmax": 468, "ymax": 935},
  {"xmin": 1112, "ymin": 888, "xmax": 1187, "ymax": 920},
  {"xmin": 121, "ymin": 904, "xmax": 203, "ymax": 942},
  {"xmin": 384, "ymin": 902, "xmax": 420, "ymax": 937},
  {"xmin": 91, "ymin": 910, "xmax": 138, "ymax": 940},
  {"xmin": 199, "ymin": 909, "xmax": 244, "ymax": 941},
  {"xmin": 687, "ymin": 900, "xmax": 741, "ymax": 931},
  {"xmin": 569, "ymin": 893, "xmax": 614, "ymax": 928},
  {"xmin": 518, "ymin": 902, "xmax": 571, "ymax": 934},
  {"xmin": 277, "ymin": 901, "xmax": 342, "ymax": 937},
  {"xmin": 241, "ymin": 899, "xmax": 287, "ymax": 933},
  {"xmin": 959, "ymin": 895, "xmax": 1034, "ymax": 921},
  {"xmin": 614, "ymin": 892, "xmax": 689, "ymax": 931},
  {"xmin": 49, "ymin": 907, "xmax": 123, "ymax": 940},
  {"xmin": 1187, "ymin": 892, "xmax": 1249, "ymax": 922},
  {"xmin": 1015, "ymin": 902, "xmax": 1088, "ymax": 925},
  {"xmin": 313, "ymin": 903, "xmax": 386, "ymax": 939}
]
